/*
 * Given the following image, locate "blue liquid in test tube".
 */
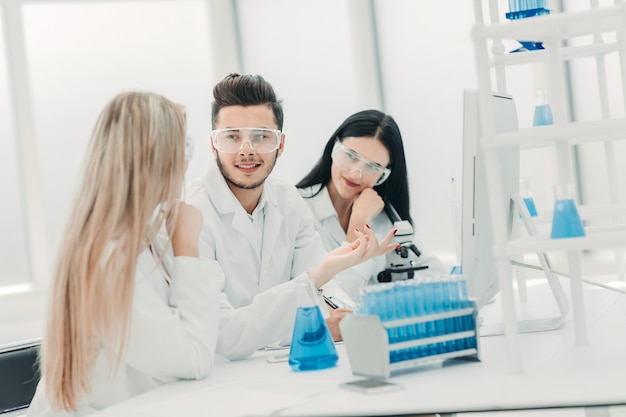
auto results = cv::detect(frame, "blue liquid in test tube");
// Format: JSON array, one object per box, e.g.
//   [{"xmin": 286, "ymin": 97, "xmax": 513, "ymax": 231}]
[
  {"xmin": 384, "ymin": 286, "xmax": 399, "ymax": 363},
  {"xmin": 422, "ymin": 279, "xmax": 438, "ymax": 356},
  {"xmin": 430, "ymin": 278, "xmax": 447, "ymax": 353},
  {"xmin": 403, "ymin": 281, "xmax": 419, "ymax": 359},
  {"xmin": 520, "ymin": 178, "xmax": 538, "ymax": 217},
  {"xmin": 393, "ymin": 283, "xmax": 410, "ymax": 361},
  {"xmin": 448, "ymin": 276, "xmax": 464, "ymax": 350},
  {"xmin": 442, "ymin": 276, "xmax": 457, "ymax": 352},
  {"xmin": 524, "ymin": 197, "xmax": 538, "ymax": 217},
  {"xmin": 413, "ymin": 282, "xmax": 429, "ymax": 357},
  {"xmin": 457, "ymin": 277, "xmax": 476, "ymax": 349}
]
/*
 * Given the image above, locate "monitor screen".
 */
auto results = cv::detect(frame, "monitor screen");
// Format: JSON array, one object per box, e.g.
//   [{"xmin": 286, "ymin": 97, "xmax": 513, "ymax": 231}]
[{"xmin": 461, "ymin": 90, "xmax": 520, "ymax": 309}]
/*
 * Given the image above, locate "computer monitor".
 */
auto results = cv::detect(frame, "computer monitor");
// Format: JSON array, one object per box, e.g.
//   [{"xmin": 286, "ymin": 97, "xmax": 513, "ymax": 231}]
[{"xmin": 461, "ymin": 90, "xmax": 520, "ymax": 309}]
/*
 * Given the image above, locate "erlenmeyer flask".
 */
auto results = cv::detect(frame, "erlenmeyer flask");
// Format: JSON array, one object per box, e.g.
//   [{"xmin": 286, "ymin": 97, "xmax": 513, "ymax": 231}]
[
  {"xmin": 288, "ymin": 283, "xmax": 338, "ymax": 371},
  {"xmin": 533, "ymin": 90, "xmax": 554, "ymax": 126},
  {"xmin": 550, "ymin": 184, "xmax": 585, "ymax": 238}
]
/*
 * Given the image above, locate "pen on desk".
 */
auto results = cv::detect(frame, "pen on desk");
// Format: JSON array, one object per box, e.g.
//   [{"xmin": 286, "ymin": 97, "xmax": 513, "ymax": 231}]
[
  {"xmin": 323, "ymin": 295, "xmax": 339, "ymax": 309},
  {"xmin": 450, "ymin": 173, "xmax": 462, "ymax": 274}
]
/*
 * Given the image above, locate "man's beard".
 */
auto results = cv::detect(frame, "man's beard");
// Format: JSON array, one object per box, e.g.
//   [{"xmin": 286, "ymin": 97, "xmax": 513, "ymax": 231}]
[{"xmin": 215, "ymin": 153, "xmax": 278, "ymax": 190}]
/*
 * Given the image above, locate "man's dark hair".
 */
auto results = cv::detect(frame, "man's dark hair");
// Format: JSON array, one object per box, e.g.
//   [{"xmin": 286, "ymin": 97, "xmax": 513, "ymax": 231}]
[{"xmin": 211, "ymin": 73, "xmax": 284, "ymax": 129}]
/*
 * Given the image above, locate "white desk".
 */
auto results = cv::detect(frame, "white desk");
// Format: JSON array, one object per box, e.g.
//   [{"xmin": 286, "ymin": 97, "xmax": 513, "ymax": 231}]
[{"xmin": 93, "ymin": 278, "xmax": 626, "ymax": 417}]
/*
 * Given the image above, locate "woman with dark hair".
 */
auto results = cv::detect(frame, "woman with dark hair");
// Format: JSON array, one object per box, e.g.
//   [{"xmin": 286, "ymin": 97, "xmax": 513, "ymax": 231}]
[{"xmin": 297, "ymin": 109, "xmax": 443, "ymax": 299}]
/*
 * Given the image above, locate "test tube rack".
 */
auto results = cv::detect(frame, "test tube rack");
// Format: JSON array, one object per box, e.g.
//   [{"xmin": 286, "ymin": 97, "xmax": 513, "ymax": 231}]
[{"xmin": 339, "ymin": 304, "xmax": 480, "ymax": 380}]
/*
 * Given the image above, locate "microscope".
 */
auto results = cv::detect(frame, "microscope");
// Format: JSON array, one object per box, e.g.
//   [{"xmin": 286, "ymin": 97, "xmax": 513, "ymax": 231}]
[{"xmin": 376, "ymin": 204, "xmax": 428, "ymax": 283}]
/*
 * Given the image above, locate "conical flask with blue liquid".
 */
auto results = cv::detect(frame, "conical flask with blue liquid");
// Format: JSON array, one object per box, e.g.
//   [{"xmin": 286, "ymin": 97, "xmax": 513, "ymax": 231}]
[
  {"xmin": 533, "ymin": 90, "xmax": 554, "ymax": 126},
  {"xmin": 550, "ymin": 184, "xmax": 585, "ymax": 239},
  {"xmin": 288, "ymin": 282, "xmax": 338, "ymax": 371}
]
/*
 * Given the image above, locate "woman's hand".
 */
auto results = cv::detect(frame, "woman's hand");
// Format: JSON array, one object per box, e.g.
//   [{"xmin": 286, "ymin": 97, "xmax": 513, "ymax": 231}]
[
  {"xmin": 169, "ymin": 202, "xmax": 203, "ymax": 257},
  {"xmin": 346, "ymin": 188, "xmax": 384, "ymax": 242},
  {"xmin": 308, "ymin": 225, "xmax": 398, "ymax": 289}
]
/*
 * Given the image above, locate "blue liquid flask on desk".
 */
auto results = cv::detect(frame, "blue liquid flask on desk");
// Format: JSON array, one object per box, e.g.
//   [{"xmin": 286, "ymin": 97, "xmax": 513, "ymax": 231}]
[
  {"xmin": 288, "ymin": 284, "xmax": 338, "ymax": 371},
  {"xmin": 550, "ymin": 184, "xmax": 585, "ymax": 239}
]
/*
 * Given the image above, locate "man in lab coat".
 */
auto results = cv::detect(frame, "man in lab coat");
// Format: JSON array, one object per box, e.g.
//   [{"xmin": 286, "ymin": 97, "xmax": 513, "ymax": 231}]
[{"xmin": 187, "ymin": 73, "xmax": 397, "ymax": 361}]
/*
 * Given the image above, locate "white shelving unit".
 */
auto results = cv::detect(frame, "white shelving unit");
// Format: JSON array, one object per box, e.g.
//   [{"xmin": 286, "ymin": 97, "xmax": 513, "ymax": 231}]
[{"xmin": 471, "ymin": 0, "xmax": 626, "ymax": 372}]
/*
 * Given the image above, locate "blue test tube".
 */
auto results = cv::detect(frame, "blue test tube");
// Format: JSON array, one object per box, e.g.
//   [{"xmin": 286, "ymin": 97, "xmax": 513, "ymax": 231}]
[
  {"xmin": 380, "ymin": 285, "xmax": 399, "ymax": 362},
  {"xmin": 421, "ymin": 278, "xmax": 438, "ymax": 356},
  {"xmin": 412, "ymin": 280, "xmax": 429, "ymax": 357},
  {"xmin": 448, "ymin": 275, "xmax": 465, "ymax": 350},
  {"xmin": 393, "ymin": 282, "xmax": 410, "ymax": 361},
  {"xmin": 358, "ymin": 286, "xmax": 376, "ymax": 315},
  {"xmin": 457, "ymin": 276, "xmax": 476, "ymax": 349},
  {"xmin": 402, "ymin": 280, "xmax": 419, "ymax": 359},
  {"xmin": 430, "ymin": 277, "xmax": 447, "ymax": 353},
  {"xmin": 441, "ymin": 275, "xmax": 457, "ymax": 352}
]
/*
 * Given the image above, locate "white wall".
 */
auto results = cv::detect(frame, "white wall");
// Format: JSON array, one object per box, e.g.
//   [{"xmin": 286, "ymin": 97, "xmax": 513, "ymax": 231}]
[
  {"xmin": 229, "ymin": 0, "xmax": 480, "ymax": 264},
  {"xmin": 2, "ymin": 0, "xmax": 623, "ymax": 296},
  {"xmin": 20, "ymin": 1, "xmax": 215, "ymax": 260},
  {"xmin": 1, "ymin": 0, "xmax": 482, "ymax": 289}
]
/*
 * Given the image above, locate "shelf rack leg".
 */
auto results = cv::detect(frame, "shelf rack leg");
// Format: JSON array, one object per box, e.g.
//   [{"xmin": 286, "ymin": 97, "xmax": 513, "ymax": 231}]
[
  {"xmin": 617, "ymin": 249, "xmax": 625, "ymax": 281},
  {"xmin": 515, "ymin": 259, "xmax": 528, "ymax": 303},
  {"xmin": 511, "ymin": 217, "xmax": 528, "ymax": 303},
  {"xmin": 568, "ymin": 250, "xmax": 588, "ymax": 346}
]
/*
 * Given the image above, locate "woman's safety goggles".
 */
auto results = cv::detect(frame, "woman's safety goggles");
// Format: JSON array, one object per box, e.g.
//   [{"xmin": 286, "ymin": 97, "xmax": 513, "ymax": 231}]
[
  {"xmin": 211, "ymin": 127, "xmax": 281, "ymax": 153},
  {"xmin": 185, "ymin": 136, "xmax": 194, "ymax": 161},
  {"xmin": 331, "ymin": 141, "xmax": 391, "ymax": 186}
]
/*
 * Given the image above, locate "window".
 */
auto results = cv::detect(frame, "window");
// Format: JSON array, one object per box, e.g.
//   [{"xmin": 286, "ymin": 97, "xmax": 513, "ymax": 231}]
[
  {"xmin": 1, "ymin": 0, "xmax": 214, "ymax": 345},
  {"xmin": 0, "ymin": 5, "xmax": 31, "ymax": 288},
  {"xmin": 237, "ymin": 0, "xmax": 360, "ymax": 183},
  {"xmin": 22, "ymin": 0, "xmax": 214, "ymax": 262}
]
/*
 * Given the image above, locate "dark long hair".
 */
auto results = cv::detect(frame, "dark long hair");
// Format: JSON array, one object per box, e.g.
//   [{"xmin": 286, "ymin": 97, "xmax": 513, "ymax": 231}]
[{"xmin": 296, "ymin": 109, "xmax": 412, "ymax": 225}]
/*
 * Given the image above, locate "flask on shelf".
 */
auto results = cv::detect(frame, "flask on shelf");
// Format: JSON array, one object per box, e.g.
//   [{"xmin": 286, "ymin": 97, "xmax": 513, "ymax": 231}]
[
  {"xmin": 533, "ymin": 90, "xmax": 554, "ymax": 126},
  {"xmin": 519, "ymin": 178, "xmax": 538, "ymax": 217},
  {"xmin": 507, "ymin": 0, "xmax": 551, "ymax": 19},
  {"xmin": 506, "ymin": 0, "xmax": 551, "ymax": 52},
  {"xmin": 288, "ymin": 282, "xmax": 338, "ymax": 371},
  {"xmin": 550, "ymin": 184, "xmax": 586, "ymax": 239}
]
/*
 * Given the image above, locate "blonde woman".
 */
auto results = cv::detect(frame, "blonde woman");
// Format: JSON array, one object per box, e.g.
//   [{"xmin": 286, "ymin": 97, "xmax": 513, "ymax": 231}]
[{"xmin": 28, "ymin": 92, "xmax": 221, "ymax": 416}]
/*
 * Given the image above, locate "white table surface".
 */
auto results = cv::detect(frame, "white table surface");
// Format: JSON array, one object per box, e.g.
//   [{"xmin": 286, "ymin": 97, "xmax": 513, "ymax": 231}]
[{"xmin": 93, "ymin": 277, "xmax": 626, "ymax": 417}]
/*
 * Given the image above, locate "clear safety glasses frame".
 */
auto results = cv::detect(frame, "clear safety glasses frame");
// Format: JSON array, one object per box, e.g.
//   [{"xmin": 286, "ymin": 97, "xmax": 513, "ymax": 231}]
[
  {"xmin": 331, "ymin": 141, "xmax": 391, "ymax": 186},
  {"xmin": 211, "ymin": 127, "xmax": 282, "ymax": 153}
]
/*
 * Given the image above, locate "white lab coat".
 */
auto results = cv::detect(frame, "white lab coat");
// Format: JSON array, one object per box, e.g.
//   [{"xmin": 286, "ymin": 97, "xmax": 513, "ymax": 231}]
[
  {"xmin": 27, "ymin": 249, "xmax": 221, "ymax": 417},
  {"xmin": 298, "ymin": 185, "xmax": 445, "ymax": 294},
  {"xmin": 186, "ymin": 166, "xmax": 353, "ymax": 361}
]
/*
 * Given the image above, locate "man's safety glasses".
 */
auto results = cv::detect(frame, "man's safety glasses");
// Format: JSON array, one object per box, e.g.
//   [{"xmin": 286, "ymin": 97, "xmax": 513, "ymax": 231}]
[
  {"xmin": 331, "ymin": 142, "xmax": 391, "ymax": 186},
  {"xmin": 211, "ymin": 128, "xmax": 281, "ymax": 153}
]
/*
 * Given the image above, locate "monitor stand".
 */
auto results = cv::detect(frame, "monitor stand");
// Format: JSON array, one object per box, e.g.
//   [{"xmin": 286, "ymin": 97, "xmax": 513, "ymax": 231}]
[{"xmin": 479, "ymin": 192, "xmax": 569, "ymax": 336}]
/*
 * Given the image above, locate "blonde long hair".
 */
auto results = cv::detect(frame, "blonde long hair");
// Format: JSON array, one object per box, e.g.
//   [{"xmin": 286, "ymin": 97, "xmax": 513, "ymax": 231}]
[{"xmin": 43, "ymin": 91, "xmax": 187, "ymax": 411}]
